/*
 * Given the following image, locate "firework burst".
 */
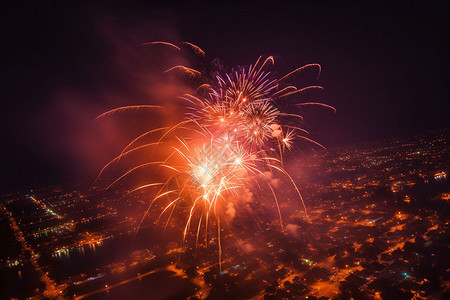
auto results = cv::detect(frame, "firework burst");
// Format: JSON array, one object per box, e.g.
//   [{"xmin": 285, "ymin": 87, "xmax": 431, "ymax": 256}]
[{"xmin": 94, "ymin": 42, "xmax": 335, "ymax": 270}]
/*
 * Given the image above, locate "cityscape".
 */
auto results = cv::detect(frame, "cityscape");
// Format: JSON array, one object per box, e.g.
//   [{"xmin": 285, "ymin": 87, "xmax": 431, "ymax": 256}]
[
  {"xmin": 2, "ymin": 1, "xmax": 449, "ymax": 299},
  {"xmin": 1, "ymin": 128, "xmax": 448, "ymax": 299}
]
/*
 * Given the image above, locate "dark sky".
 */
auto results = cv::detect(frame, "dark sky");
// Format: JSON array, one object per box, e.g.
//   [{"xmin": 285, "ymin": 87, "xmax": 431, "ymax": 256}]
[{"xmin": 1, "ymin": 1, "xmax": 449, "ymax": 192}]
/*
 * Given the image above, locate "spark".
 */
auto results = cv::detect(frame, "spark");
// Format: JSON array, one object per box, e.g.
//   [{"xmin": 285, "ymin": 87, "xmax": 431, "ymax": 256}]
[
  {"xmin": 95, "ymin": 105, "xmax": 163, "ymax": 120},
  {"xmin": 141, "ymin": 41, "xmax": 181, "ymax": 51},
  {"xmin": 296, "ymin": 102, "xmax": 337, "ymax": 113},
  {"xmin": 181, "ymin": 41, "xmax": 206, "ymax": 57},
  {"xmin": 282, "ymin": 129, "xmax": 295, "ymax": 150},
  {"xmin": 164, "ymin": 66, "xmax": 201, "ymax": 78}
]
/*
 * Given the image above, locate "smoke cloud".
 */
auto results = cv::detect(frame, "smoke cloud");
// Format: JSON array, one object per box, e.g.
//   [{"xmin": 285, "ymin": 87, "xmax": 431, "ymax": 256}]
[
  {"xmin": 33, "ymin": 16, "xmax": 195, "ymax": 184},
  {"xmin": 286, "ymin": 223, "xmax": 301, "ymax": 238}
]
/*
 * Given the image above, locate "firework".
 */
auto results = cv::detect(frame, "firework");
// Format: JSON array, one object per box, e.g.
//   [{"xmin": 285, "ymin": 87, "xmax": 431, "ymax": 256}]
[{"xmin": 95, "ymin": 42, "xmax": 334, "ymax": 270}]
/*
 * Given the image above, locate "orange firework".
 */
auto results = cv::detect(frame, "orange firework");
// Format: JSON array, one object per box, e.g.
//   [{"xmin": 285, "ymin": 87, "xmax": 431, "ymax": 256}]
[{"xmin": 95, "ymin": 42, "xmax": 335, "ymax": 271}]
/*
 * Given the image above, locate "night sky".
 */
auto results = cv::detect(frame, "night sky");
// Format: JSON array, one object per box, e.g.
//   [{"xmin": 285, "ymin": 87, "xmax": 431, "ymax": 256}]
[{"xmin": 1, "ymin": 1, "xmax": 449, "ymax": 192}]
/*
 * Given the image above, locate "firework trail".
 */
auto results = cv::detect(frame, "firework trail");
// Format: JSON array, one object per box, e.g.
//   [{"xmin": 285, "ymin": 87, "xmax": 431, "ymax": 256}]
[{"xmin": 95, "ymin": 42, "xmax": 334, "ymax": 271}]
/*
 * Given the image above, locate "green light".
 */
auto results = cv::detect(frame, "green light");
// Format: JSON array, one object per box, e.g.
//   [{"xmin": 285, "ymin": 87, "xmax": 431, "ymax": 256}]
[{"xmin": 302, "ymin": 258, "xmax": 314, "ymax": 266}]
